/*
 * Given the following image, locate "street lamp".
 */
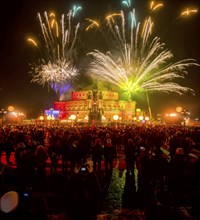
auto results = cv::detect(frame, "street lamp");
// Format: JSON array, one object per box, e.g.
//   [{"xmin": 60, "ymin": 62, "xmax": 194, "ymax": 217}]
[
  {"xmin": 181, "ymin": 109, "xmax": 190, "ymax": 126},
  {"xmin": 70, "ymin": 114, "xmax": 76, "ymax": 126},
  {"xmin": 39, "ymin": 116, "xmax": 44, "ymax": 121},
  {"xmin": 46, "ymin": 115, "xmax": 52, "ymax": 121},
  {"xmin": 84, "ymin": 115, "xmax": 89, "ymax": 123},
  {"xmin": 0, "ymin": 109, "xmax": 7, "ymax": 124},
  {"xmin": 8, "ymin": 106, "xmax": 15, "ymax": 112},
  {"xmin": 176, "ymin": 106, "xmax": 183, "ymax": 113},
  {"xmin": 139, "ymin": 115, "xmax": 144, "ymax": 121},
  {"xmin": 70, "ymin": 114, "xmax": 76, "ymax": 120},
  {"xmin": 166, "ymin": 113, "xmax": 177, "ymax": 124},
  {"xmin": 101, "ymin": 115, "xmax": 106, "ymax": 123},
  {"xmin": 113, "ymin": 114, "xmax": 119, "ymax": 128}
]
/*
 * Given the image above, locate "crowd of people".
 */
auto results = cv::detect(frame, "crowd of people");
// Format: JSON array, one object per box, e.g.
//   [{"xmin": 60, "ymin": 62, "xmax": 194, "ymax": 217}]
[{"xmin": 0, "ymin": 123, "xmax": 200, "ymax": 219}]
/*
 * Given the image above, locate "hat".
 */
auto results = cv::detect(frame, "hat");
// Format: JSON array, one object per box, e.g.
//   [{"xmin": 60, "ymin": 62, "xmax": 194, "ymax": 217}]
[{"xmin": 0, "ymin": 191, "xmax": 19, "ymax": 213}]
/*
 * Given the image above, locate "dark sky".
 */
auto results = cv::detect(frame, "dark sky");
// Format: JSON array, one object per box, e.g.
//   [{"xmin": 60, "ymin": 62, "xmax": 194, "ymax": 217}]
[{"xmin": 0, "ymin": 0, "xmax": 200, "ymax": 118}]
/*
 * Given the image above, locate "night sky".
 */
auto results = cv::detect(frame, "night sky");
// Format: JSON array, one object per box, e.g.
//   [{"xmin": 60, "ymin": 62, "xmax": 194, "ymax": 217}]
[{"xmin": 0, "ymin": 0, "xmax": 200, "ymax": 118}]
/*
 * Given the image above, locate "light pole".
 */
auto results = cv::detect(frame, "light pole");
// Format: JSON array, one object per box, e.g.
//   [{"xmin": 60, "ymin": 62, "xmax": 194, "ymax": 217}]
[
  {"xmin": 166, "ymin": 113, "xmax": 177, "ymax": 125},
  {"xmin": 70, "ymin": 114, "xmax": 76, "ymax": 127},
  {"xmin": 139, "ymin": 115, "xmax": 144, "ymax": 121},
  {"xmin": 0, "ymin": 109, "xmax": 7, "ymax": 124},
  {"xmin": 113, "ymin": 114, "xmax": 119, "ymax": 128},
  {"xmin": 145, "ymin": 116, "xmax": 150, "ymax": 123},
  {"xmin": 181, "ymin": 109, "xmax": 190, "ymax": 127},
  {"xmin": 146, "ymin": 91, "xmax": 152, "ymax": 119}
]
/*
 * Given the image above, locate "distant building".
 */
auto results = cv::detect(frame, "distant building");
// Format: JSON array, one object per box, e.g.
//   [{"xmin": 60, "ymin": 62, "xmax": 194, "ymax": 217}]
[{"xmin": 54, "ymin": 90, "xmax": 136, "ymax": 123}]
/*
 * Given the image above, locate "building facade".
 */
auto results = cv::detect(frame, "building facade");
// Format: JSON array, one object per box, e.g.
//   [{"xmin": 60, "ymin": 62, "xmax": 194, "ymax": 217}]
[{"xmin": 54, "ymin": 90, "xmax": 136, "ymax": 123}]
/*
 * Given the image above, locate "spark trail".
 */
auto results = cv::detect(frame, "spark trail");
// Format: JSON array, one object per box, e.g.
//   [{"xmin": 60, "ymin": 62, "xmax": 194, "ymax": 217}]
[
  {"xmin": 29, "ymin": 10, "xmax": 81, "ymax": 98},
  {"xmin": 88, "ymin": 9, "xmax": 199, "ymax": 100}
]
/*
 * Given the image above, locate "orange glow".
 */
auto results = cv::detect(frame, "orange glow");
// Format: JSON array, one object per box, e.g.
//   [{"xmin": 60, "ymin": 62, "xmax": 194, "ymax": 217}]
[{"xmin": 181, "ymin": 8, "xmax": 198, "ymax": 16}]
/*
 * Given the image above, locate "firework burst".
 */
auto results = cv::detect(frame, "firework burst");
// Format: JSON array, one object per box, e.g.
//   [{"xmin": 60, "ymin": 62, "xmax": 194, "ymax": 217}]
[
  {"xmin": 88, "ymin": 9, "xmax": 199, "ymax": 100},
  {"xmin": 29, "ymin": 10, "xmax": 80, "ymax": 97},
  {"xmin": 30, "ymin": 59, "xmax": 78, "ymax": 85}
]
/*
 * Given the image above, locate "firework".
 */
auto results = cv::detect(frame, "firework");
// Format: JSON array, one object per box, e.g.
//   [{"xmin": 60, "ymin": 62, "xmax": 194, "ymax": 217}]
[
  {"xmin": 30, "ymin": 60, "xmax": 78, "ymax": 85},
  {"xmin": 28, "ymin": 10, "xmax": 81, "ymax": 97},
  {"xmin": 51, "ymin": 82, "xmax": 72, "ymax": 101},
  {"xmin": 150, "ymin": 1, "xmax": 164, "ymax": 11},
  {"xmin": 181, "ymin": 8, "xmax": 198, "ymax": 16},
  {"xmin": 88, "ymin": 9, "xmax": 199, "ymax": 100},
  {"xmin": 122, "ymin": 0, "xmax": 131, "ymax": 8},
  {"xmin": 85, "ymin": 18, "xmax": 100, "ymax": 31}
]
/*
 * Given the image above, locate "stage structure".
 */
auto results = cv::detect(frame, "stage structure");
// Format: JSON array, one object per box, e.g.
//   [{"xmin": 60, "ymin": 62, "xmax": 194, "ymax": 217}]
[{"xmin": 54, "ymin": 90, "xmax": 136, "ymax": 124}]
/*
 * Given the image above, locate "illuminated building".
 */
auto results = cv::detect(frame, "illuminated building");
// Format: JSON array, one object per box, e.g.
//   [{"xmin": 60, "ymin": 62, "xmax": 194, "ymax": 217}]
[{"xmin": 54, "ymin": 90, "xmax": 136, "ymax": 123}]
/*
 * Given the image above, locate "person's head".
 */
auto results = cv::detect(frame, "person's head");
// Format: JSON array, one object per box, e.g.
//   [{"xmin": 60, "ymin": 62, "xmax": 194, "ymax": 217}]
[
  {"xmin": 140, "ymin": 147, "xmax": 147, "ymax": 156},
  {"xmin": 127, "ymin": 139, "xmax": 133, "ymax": 145},
  {"xmin": 72, "ymin": 141, "xmax": 79, "ymax": 148},
  {"xmin": 17, "ymin": 142, "xmax": 25, "ymax": 149},
  {"xmin": 106, "ymin": 139, "xmax": 112, "ymax": 144},
  {"xmin": 95, "ymin": 138, "xmax": 101, "ymax": 144},
  {"xmin": 175, "ymin": 148, "xmax": 184, "ymax": 156},
  {"xmin": 105, "ymin": 133, "xmax": 110, "ymax": 138}
]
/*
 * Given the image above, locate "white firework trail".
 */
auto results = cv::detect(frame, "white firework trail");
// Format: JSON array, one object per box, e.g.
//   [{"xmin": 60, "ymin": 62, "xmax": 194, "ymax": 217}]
[
  {"xmin": 30, "ymin": 60, "xmax": 78, "ymax": 86},
  {"xmin": 88, "ymin": 9, "xmax": 199, "ymax": 99},
  {"xmin": 29, "ymin": 10, "xmax": 80, "ymax": 90}
]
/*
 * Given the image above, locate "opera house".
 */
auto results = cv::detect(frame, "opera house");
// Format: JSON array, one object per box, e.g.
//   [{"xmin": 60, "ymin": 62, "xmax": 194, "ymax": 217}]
[{"xmin": 53, "ymin": 90, "xmax": 136, "ymax": 123}]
